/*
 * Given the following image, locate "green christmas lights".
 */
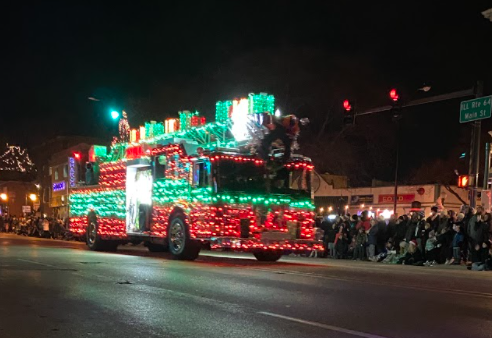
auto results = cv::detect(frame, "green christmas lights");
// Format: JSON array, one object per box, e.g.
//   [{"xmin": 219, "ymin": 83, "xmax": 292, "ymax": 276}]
[
  {"xmin": 145, "ymin": 121, "xmax": 164, "ymax": 139},
  {"xmin": 248, "ymin": 93, "xmax": 275, "ymax": 114},
  {"xmin": 215, "ymin": 100, "xmax": 233, "ymax": 123},
  {"xmin": 70, "ymin": 189, "xmax": 126, "ymax": 218}
]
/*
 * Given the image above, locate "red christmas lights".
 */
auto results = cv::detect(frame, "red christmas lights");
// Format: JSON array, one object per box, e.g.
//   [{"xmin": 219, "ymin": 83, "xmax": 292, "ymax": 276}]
[
  {"xmin": 209, "ymin": 154, "xmax": 264, "ymax": 165},
  {"xmin": 285, "ymin": 161, "xmax": 314, "ymax": 171}
]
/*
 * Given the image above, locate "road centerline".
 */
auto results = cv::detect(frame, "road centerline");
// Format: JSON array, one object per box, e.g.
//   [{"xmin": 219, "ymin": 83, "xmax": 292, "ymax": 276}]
[{"xmin": 258, "ymin": 311, "xmax": 392, "ymax": 338}]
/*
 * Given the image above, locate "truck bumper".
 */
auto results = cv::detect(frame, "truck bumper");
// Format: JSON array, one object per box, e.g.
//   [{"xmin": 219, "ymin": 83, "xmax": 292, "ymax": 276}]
[{"xmin": 209, "ymin": 237, "xmax": 325, "ymax": 252}]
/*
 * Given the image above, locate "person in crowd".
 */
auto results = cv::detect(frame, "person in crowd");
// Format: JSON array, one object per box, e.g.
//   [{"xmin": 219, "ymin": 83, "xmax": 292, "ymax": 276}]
[
  {"xmin": 403, "ymin": 212, "xmax": 420, "ymax": 252},
  {"xmin": 467, "ymin": 242, "xmax": 490, "ymax": 271},
  {"xmin": 386, "ymin": 214, "xmax": 397, "ymax": 243},
  {"xmin": 376, "ymin": 215, "xmax": 387, "ymax": 255},
  {"xmin": 309, "ymin": 226, "xmax": 324, "ymax": 258},
  {"xmin": 357, "ymin": 211, "xmax": 371, "ymax": 232},
  {"xmin": 467, "ymin": 206, "xmax": 485, "ymax": 251},
  {"xmin": 350, "ymin": 214, "xmax": 359, "ymax": 230},
  {"xmin": 353, "ymin": 227, "xmax": 367, "ymax": 260},
  {"xmin": 434, "ymin": 210, "xmax": 451, "ymax": 264},
  {"xmin": 334, "ymin": 225, "xmax": 349, "ymax": 259},
  {"xmin": 394, "ymin": 215, "xmax": 408, "ymax": 254},
  {"xmin": 423, "ymin": 230, "xmax": 438, "ymax": 266},
  {"xmin": 321, "ymin": 217, "xmax": 337, "ymax": 258},
  {"xmin": 381, "ymin": 240, "xmax": 401, "ymax": 264},
  {"xmin": 449, "ymin": 213, "xmax": 465, "ymax": 265},
  {"xmin": 367, "ymin": 218, "xmax": 378, "ymax": 261},
  {"xmin": 398, "ymin": 240, "xmax": 424, "ymax": 266},
  {"xmin": 450, "ymin": 221, "xmax": 464, "ymax": 265},
  {"xmin": 437, "ymin": 210, "xmax": 450, "ymax": 234},
  {"xmin": 375, "ymin": 240, "xmax": 395, "ymax": 262},
  {"xmin": 426, "ymin": 206, "xmax": 440, "ymax": 231}
]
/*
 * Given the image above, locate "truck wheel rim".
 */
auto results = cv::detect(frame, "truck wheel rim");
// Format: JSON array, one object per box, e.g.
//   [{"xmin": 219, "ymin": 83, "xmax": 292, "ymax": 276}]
[
  {"xmin": 170, "ymin": 221, "xmax": 185, "ymax": 253},
  {"xmin": 88, "ymin": 222, "xmax": 97, "ymax": 245}
]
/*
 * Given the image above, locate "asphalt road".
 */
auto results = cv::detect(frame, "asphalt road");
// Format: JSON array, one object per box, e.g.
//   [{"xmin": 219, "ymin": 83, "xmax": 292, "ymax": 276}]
[{"xmin": 1, "ymin": 234, "xmax": 492, "ymax": 338}]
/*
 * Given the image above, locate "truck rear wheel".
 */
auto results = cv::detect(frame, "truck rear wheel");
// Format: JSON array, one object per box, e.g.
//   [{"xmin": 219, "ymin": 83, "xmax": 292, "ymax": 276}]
[
  {"xmin": 254, "ymin": 251, "xmax": 283, "ymax": 262},
  {"xmin": 168, "ymin": 214, "xmax": 200, "ymax": 260},
  {"xmin": 87, "ymin": 220, "xmax": 105, "ymax": 251}
]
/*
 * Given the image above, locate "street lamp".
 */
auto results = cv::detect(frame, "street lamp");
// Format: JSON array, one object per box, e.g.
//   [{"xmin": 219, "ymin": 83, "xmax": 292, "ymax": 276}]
[
  {"xmin": 0, "ymin": 193, "xmax": 7, "ymax": 201},
  {"xmin": 29, "ymin": 194, "xmax": 37, "ymax": 202}
]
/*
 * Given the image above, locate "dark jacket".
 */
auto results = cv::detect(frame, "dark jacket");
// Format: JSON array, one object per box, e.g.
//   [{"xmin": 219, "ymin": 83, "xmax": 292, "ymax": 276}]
[
  {"xmin": 368, "ymin": 225, "xmax": 379, "ymax": 245},
  {"xmin": 401, "ymin": 248, "xmax": 424, "ymax": 265},
  {"xmin": 437, "ymin": 216, "xmax": 450, "ymax": 234},
  {"xmin": 405, "ymin": 221, "xmax": 417, "ymax": 242},
  {"xmin": 452, "ymin": 232, "xmax": 464, "ymax": 247},
  {"xmin": 426, "ymin": 214, "xmax": 440, "ymax": 231},
  {"xmin": 395, "ymin": 220, "xmax": 407, "ymax": 240},
  {"xmin": 355, "ymin": 232, "xmax": 367, "ymax": 246}
]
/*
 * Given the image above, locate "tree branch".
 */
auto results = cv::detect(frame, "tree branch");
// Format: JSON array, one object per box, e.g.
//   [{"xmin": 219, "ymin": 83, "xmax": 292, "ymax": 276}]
[{"xmin": 443, "ymin": 184, "xmax": 467, "ymax": 205}]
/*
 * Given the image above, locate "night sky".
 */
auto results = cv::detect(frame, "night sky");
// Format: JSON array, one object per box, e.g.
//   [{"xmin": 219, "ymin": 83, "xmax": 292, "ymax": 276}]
[{"xmin": 1, "ymin": 2, "xmax": 492, "ymax": 184}]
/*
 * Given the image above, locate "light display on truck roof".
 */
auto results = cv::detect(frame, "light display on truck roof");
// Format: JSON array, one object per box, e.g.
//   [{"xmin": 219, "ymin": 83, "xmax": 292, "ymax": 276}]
[{"xmin": 69, "ymin": 92, "xmax": 322, "ymax": 261}]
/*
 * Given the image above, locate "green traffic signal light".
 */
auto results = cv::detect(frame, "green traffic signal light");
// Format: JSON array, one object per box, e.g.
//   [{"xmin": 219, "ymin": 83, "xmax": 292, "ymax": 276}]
[{"xmin": 111, "ymin": 110, "xmax": 120, "ymax": 120}]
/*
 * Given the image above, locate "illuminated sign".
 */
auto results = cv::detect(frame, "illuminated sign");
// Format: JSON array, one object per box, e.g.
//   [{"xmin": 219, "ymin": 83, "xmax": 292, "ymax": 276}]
[
  {"xmin": 69, "ymin": 157, "xmax": 76, "ymax": 187},
  {"xmin": 378, "ymin": 194, "xmax": 415, "ymax": 204},
  {"xmin": 53, "ymin": 181, "xmax": 66, "ymax": 192}
]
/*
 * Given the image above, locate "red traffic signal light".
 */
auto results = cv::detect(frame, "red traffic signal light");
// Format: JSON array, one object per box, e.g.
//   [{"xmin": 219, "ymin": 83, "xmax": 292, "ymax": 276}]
[
  {"xmin": 73, "ymin": 152, "xmax": 81, "ymax": 160},
  {"xmin": 343, "ymin": 100, "xmax": 352, "ymax": 111},
  {"xmin": 458, "ymin": 175, "xmax": 469, "ymax": 188},
  {"xmin": 389, "ymin": 88, "xmax": 399, "ymax": 102}
]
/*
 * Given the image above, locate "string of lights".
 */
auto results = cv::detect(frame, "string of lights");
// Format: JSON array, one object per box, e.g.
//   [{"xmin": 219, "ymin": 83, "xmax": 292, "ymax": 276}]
[{"xmin": 0, "ymin": 145, "xmax": 35, "ymax": 173}]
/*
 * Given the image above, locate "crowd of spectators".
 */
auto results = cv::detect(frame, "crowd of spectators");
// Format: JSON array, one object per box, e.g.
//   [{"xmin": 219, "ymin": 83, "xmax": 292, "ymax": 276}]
[{"xmin": 317, "ymin": 204, "xmax": 492, "ymax": 271}]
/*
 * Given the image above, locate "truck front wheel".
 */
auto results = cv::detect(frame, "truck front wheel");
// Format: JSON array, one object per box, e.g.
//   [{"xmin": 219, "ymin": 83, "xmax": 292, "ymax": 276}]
[
  {"xmin": 254, "ymin": 251, "xmax": 283, "ymax": 262},
  {"xmin": 168, "ymin": 214, "xmax": 200, "ymax": 260},
  {"xmin": 87, "ymin": 220, "xmax": 118, "ymax": 252}
]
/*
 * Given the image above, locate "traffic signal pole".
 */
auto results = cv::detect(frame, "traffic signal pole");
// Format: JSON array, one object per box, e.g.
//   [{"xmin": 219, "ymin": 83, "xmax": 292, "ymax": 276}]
[
  {"xmin": 393, "ymin": 121, "xmax": 400, "ymax": 215},
  {"xmin": 352, "ymin": 82, "xmax": 481, "ymax": 211},
  {"xmin": 469, "ymin": 81, "xmax": 484, "ymax": 207}
]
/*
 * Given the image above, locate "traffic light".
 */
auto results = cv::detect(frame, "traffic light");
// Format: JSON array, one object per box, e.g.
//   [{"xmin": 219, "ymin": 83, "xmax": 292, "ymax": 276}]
[
  {"xmin": 343, "ymin": 99, "xmax": 354, "ymax": 125},
  {"xmin": 73, "ymin": 152, "xmax": 81, "ymax": 160},
  {"xmin": 343, "ymin": 100, "xmax": 352, "ymax": 111},
  {"xmin": 389, "ymin": 88, "xmax": 399, "ymax": 102},
  {"xmin": 458, "ymin": 175, "xmax": 469, "ymax": 188},
  {"xmin": 111, "ymin": 110, "xmax": 120, "ymax": 120},
  {"xmin": 389, "ymin": 88, "xmax": 402, "ymax": 121}
]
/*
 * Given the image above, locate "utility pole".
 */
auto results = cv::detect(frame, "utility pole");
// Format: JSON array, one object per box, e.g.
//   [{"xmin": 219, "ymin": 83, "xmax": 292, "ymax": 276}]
[
  {"xmin": 393, "ymin": 120, "xmax": 399, "ymax": 215},
  {"xmin": 469, "ymin": 81, "xmax": 484, "ymax": 207}
]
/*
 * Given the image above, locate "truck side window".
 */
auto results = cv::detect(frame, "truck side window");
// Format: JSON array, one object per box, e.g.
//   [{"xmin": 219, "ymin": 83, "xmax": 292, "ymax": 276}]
[
  {"xmin": 154, "ymin": 155, "xmax": 166, "ymax": 179},
  {"xmin": 193, "ymin": 161, "xmax": 209, "ymax": 188}
]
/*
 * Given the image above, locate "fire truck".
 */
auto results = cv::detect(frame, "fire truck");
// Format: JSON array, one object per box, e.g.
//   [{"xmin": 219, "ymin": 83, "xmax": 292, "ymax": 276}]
[{"xmin": 69, "ymin": 93, "xmax": 323, "ymax": 261}]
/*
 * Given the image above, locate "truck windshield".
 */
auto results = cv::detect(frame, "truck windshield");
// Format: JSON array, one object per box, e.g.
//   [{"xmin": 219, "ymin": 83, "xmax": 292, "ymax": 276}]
[
  {"xmin": 216, "ymin": 158, "xmax": 311, "ymax": 197},
  {"xmin": 269, "ymin": 167, "xmax": 311, "ymax": 197},
  {"xmin": 216, "ymin": 159, "xmax": 265, "ymax": 193}
]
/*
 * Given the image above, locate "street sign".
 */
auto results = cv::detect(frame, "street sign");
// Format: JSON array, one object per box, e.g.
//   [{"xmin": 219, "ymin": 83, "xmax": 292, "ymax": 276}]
[
  {"xmin": 22, "ymin": 206, "xmax": 31, "ymax": 213},
  {"xmin": 459, "ymin": 96, "xmax": 492, "ymax": 123}
]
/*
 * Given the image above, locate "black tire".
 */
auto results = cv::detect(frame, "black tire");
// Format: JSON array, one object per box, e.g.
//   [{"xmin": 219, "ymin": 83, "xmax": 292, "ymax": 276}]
[
  {"xmin": 146, "ymin": 242, "xmax": 168, "ymax": 252},
  {"xmin": 254, "ymin": 251, "xmax": 283, "ymax": 262},
  {"xmin": 86, "ymin": 220, "xmax": 115, "ymax": 251},
  {"xmin": 167, "ymin": 214, "xmax": 200, "ymax": 260}
]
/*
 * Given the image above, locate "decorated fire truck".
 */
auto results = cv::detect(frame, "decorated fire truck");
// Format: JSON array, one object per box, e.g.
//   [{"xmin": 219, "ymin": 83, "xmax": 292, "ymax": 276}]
[{"xmin": 69, "ymin": 93, "xmax": 323, "ymax": 261}]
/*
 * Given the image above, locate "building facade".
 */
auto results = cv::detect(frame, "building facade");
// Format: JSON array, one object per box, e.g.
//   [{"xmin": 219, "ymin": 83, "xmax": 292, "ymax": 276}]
[
  {"xmin": 47, "ymin": 143, "xmax": 94, "ymax": 219},
  {"xmin": 314, "ymin": 173, "xmax": 471, "ymax": 217},
  {"xmin": 0, "ymin": 181, "xmax": 39, "ymax": 217}
]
